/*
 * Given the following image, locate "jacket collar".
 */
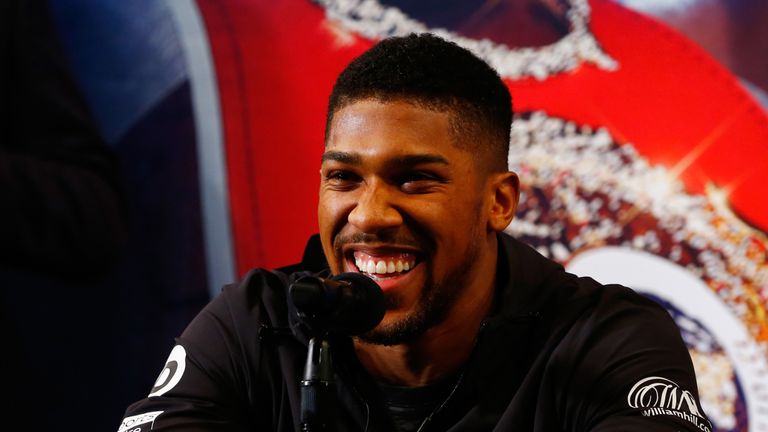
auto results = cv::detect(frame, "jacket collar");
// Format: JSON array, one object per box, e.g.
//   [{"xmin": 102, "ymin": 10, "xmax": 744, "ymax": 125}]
[{"xmin": 487, "ymin": 233, "xmax": 575, "ymax": 325}]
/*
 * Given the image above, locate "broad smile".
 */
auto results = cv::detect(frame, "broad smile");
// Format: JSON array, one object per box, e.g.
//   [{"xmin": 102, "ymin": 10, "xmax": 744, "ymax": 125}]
[
  {"xmin": 342, "ymin": 245, "xmax": 423, "ymax": 291},
  {"xmin": 353, "ymin": 251, "xmax": 417, "ymax": 277}
]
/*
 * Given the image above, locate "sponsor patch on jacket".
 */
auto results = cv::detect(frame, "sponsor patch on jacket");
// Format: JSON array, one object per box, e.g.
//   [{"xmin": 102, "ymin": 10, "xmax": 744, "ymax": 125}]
[
  {"xmin": 149, "ymin": 345, "xmax": 187, "ymax": 397},
  {"xmin": 118, "ymin": 411, "xmax": 163, "ymax": 432},
  {"xmin": 628, "ymin": 376, "xmax": 712, "ymax": 431}
]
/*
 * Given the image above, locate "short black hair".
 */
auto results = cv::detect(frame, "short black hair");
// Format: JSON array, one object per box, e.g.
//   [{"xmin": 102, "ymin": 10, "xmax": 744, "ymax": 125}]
[{"xmin": 325, "ymin": 33, "xmax": 512, "ymax": 172}]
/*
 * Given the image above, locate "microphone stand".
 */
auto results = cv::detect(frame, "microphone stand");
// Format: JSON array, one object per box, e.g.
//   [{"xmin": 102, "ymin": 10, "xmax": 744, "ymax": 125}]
[
  {"xmin": 300, "ymin": 335, "xmax": 334, "ymax": 431},
  {"xmin": 290, "ymin": 272, "xmax": 385, "ymax": 431}
]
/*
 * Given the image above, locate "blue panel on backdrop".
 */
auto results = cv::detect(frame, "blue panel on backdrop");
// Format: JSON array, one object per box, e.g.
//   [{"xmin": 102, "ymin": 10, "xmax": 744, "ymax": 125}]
[
  {"xmin": 45, "ymin": 1, "xmax": 211, "ymax": 427},
  {"xmin": 50, "ymin": 0, "xmax": 187, "ymax": 143}
]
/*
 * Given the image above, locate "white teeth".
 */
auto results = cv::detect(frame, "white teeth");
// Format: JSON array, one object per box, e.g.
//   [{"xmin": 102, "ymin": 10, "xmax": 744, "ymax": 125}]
[
  {"xmin": 375, "ymin": 261, "xmax": 387, "ymax": 273},
  {"xmin": 355, "ymin": 256, "xmax": 417, "ymax": 275}
]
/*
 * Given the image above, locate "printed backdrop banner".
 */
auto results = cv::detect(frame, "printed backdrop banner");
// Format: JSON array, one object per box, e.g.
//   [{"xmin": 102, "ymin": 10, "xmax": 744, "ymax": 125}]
[{"xmin": 194, "ymin": 1, "xmax": 767, "ymax": 431}]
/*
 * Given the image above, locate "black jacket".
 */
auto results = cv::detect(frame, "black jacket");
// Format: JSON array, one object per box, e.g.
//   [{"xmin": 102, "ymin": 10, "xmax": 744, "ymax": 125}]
[{"xmin": 121, "ymin": 234, "xmax": 711, "ymax": 431}]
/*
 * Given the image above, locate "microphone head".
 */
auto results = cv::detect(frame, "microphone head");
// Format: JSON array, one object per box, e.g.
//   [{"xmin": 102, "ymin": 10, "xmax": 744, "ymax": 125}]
[
  {"xmin": 289, "ymin": 272, "xmax": 385, "ymax": 336},
  {"xmin": 330, "ymin": 272, "xmax": 386, "ymax": 335}
]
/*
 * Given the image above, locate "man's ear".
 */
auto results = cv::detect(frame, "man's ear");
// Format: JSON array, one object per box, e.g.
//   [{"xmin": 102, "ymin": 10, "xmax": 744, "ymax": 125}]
[{"xmin": 487, "ymin": 171, "xmax": 520, "ymax": 232}]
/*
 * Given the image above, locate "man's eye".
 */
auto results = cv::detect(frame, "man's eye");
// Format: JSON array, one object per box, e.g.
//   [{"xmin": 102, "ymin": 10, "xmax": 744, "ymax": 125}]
[
  {"xmin": 401, "ymin": 172, "xmax": 438, "ymax": 183},
  {"xmin": 400, "ymin": 172, "xmax": 443, "ymax": 193},
  {"xmin": 324, "ymin": 170, "xmax": 360, "ymax": 187},
  {"xmin": 326, "ymin": 171, "xmax": 347, "ymax": 181}
]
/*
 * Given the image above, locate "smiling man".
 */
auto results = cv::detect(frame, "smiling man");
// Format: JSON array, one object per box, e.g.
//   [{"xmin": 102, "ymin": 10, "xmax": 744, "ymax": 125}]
[
  {"xmin": 120, "ymin": 34, "xmax": 711, "ymax": 432},
  {"xmin": 318, "ymin": 37, "xmax": 518, "ymax": 388}
]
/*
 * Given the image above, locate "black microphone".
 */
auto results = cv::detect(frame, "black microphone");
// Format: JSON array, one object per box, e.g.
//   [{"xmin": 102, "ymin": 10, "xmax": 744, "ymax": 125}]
[
  {"xmin": 291, "ymin": 273, "xmax": 384, "ymax": 431},
  {"xmin": 289, "ymin": 272, "xmax": 385, "ymax": 336}
]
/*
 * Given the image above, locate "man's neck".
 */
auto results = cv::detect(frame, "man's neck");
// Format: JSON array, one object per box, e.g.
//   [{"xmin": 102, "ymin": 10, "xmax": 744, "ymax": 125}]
[{"xmin": 352, "ymin": 243, "xmax": 498, "ymax": 387}]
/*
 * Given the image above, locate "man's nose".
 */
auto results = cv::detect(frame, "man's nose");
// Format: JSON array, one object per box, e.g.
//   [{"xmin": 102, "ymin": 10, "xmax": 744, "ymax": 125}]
[{"xmin": 348, "ymin": 182, "xmax": 403, "ymax": 233}]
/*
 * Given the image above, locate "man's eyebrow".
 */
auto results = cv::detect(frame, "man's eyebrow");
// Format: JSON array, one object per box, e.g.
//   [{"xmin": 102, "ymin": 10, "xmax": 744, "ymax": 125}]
[
  {"xmin": 321, "ymin": 151, "xmax": 362, "ymax": 165},
  {"xmin": 320, "ymin": 152, "xmax": 450, "ymax": 167},
  {"xmin": 390, "ymin": 154, "xmax": 449, "ymax": 167}
]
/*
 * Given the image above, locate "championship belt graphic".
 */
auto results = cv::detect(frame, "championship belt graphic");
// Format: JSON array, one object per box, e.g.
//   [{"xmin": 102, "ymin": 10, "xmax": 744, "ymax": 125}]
[{"xmin": 189, "ymin": 0, "xmax": 768, "ymax": 429}]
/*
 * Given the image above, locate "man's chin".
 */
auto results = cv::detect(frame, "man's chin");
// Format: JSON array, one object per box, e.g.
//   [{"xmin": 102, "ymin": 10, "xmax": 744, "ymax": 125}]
[{"xmin": 356, "ymin": 310, "xmax": 428, "ymax": 346}]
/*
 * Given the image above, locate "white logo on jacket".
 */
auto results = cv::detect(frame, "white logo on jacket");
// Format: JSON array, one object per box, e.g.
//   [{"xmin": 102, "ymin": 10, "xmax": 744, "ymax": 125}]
[
  {"xmin": 628, "ymin": 376, "xmax": 712, "ymax": 431},
  {"xmin": 118, "ymin": 411, "xmax": 163, "ymax": 432},
  {"xmin": 148, "ymin": 345, "xmax": 187, "ymax": 397},
  {"xmin": 627, "ymin": 376, "xmax": 703, "ymax": 416}
]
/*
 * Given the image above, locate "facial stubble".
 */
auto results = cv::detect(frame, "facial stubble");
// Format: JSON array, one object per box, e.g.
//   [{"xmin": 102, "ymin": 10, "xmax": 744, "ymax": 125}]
[{"xmin": 356, "ymin": 216, "xmax": 485, "ymax": 346}]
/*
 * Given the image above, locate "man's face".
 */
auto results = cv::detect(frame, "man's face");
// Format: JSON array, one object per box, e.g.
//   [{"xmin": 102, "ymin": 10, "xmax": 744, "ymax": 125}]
[{"xmin": 319, "ymin": 99, "xmax": 497, "ymax": 344}]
